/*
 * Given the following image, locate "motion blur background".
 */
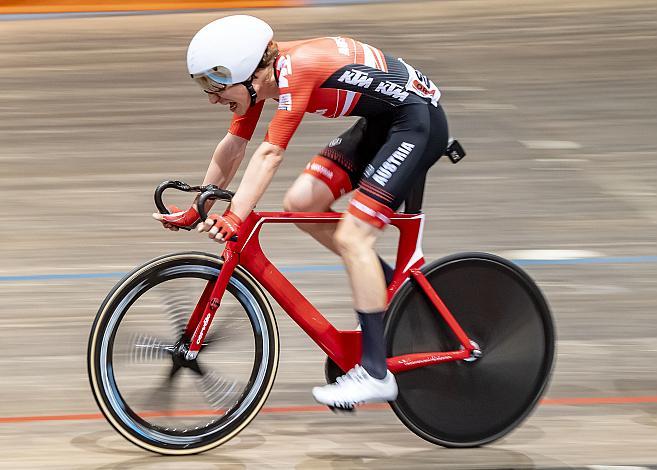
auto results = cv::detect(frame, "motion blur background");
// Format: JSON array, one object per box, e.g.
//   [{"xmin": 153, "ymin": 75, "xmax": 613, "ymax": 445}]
[{"xmin": 1, "ymin": 0, "xmax": 656, "ymax": 468}]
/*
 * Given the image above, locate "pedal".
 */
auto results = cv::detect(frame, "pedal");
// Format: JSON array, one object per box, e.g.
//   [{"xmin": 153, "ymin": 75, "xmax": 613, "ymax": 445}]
[{"xmin": 445, "ymin": 138, "xmax": 466, "ymax": 164}]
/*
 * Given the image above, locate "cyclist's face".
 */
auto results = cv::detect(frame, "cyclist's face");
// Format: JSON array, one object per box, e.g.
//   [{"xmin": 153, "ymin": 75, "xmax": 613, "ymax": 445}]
[{"xmin": 204, "ymin": 84, "xmax": 249, "ymax": 116}]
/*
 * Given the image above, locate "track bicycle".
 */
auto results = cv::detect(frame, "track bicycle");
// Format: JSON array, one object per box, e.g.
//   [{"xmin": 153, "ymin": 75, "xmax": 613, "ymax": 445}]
[{"xmin": 88, "ymin": 177, "xmax": 555, "ymax": 455}]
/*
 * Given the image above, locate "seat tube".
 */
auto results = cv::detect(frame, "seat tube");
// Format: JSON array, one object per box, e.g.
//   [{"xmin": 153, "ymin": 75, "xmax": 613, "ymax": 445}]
[{"xmin": 185, "ymin": 249, "xmax": 239, "ymax": 360}]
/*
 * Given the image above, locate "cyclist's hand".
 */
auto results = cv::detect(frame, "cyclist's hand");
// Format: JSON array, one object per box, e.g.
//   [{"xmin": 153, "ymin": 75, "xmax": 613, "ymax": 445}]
[
  {"xmin": 152, "ymin": 205, "xmax": 200, "ymax": 231},
  {"xmin": 198, "ymin": 209, "xmax": 242, "ymax": 243}
]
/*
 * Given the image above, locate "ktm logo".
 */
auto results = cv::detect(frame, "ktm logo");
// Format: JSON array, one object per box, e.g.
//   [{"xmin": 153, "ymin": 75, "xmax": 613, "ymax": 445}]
[
  {"xmin": 374, "ymin": 81, "xmax": 409, "ymax": 102},
  {"xmin": 338, "ymin": 69, "xmax": 373, "ymax": 89}
]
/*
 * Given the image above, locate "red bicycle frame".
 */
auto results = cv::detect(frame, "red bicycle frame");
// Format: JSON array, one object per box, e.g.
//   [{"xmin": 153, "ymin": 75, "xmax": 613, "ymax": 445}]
[{"xmin": 183, "ymin": 211, "xmax": 476, "ymax": 374}]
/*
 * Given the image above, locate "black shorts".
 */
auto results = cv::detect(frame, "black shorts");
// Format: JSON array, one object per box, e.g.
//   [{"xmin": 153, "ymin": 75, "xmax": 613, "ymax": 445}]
[{"xmin": 303, "ymin": 103, "xmax": 449, "ymax": 228}]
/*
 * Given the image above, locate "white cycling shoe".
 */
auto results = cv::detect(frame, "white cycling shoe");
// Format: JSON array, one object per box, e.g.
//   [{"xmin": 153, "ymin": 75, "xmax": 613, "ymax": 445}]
[{"xmin": 312, "ymin": 364, "xmax": 398, "ymax": 410}]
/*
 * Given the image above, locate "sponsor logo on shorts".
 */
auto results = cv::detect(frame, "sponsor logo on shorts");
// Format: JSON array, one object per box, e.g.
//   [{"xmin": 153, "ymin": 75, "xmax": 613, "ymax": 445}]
[
  {"xmin": 372, "ymin": 142, "xmax": 415, "ymax": 186},
  {"xmin": 328, "ymin": 137, "xmax": 342, "ymax": 147},
  {"xmin": 374, "ymin": 80, "xmax": 409, "ymax": 102},
  {"xmin": 338, "ymin": 69, "xmax": 373, "ymax": 89},
  {"xmin": 278, "ymin": 93, "xmax": 292, "ymax": 111},
  {"xmin": 364, "ymin": 164, "xmax": 375, "ymax": 177},
  {"xmin": 307, "ymin": 162, "xmax": 334, "ymax": 180}
]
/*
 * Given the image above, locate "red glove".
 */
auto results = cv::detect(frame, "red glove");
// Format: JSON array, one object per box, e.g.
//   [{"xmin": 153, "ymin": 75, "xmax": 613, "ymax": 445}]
[
  {"xmin": 161, "ymin": 205, "xmax": 200, "ymax": 229},
  {"xmin": 205, "ymin": 210, "xmax": 242, "ymax": 242}
]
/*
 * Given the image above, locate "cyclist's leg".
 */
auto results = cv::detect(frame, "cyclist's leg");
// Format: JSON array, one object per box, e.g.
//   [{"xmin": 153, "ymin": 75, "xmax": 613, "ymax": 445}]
[
  {"xmin": 283, "ymin": 118, "xmax": 375, "ymax": 255},
  {"xmin": 283, "ymin": 173, "xmax": 341, "ymax": 253},
  {"xmin": 335, "ymin": 214, "xmax": 387, "ymax": 310},
  {"xmin": 312, "ymin": 104, "xmax": 448, "ymax": 407},
  {"xmin": 311, "ymin": 213, "xmax": 396, "ymax": 408},
  {"xmin": 338, "ymin": 104, "xmax": 447, "ymax": 377}
]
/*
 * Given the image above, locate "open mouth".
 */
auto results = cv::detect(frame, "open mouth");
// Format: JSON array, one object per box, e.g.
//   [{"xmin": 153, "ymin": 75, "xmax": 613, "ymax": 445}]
[{"xmin": 229, "ymin": 102, "xmax": 237, "ymax": 112}]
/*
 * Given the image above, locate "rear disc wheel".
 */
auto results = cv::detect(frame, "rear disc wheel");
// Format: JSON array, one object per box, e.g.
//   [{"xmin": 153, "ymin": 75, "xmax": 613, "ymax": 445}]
[{"xmin": 386, "ymin": 252, "xmax": 555, "ymax": 447}]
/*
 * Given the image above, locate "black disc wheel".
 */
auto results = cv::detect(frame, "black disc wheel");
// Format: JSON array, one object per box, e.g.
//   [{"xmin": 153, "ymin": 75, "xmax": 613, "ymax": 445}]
[
  {"xmin": 324, "ymin": 357, "xmax": 345, "ymax": 385},
  {"xmin": 87, "ymin": 252, "xmax": 279, "ymax": 454},
  {"xmin": 386, "ymin": 252, "xmax": 555, "ymax": 447}
]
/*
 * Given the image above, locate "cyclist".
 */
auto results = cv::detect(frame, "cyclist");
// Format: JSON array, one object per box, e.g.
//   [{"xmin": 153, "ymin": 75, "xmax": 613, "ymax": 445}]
[{"xmin": 153, "ymin": 15, "xmax": 450, "ymax": 409}]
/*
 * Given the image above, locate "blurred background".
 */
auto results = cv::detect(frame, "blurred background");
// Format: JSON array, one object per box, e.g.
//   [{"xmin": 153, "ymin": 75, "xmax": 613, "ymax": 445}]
[{"xmin": 0, "ymin": 0, "xmax": 656, "ymax": 468}]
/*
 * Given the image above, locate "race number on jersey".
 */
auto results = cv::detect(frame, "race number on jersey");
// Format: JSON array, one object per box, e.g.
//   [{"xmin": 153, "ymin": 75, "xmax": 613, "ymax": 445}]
[{"xmin": 398, "ymin": 58, "xmax": 441, "ymax": 107}]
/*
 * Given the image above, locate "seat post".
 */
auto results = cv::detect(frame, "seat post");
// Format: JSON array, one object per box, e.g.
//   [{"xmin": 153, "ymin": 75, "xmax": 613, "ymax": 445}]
[{"xmin": 404, "ymin": 174, "xmax": 426, "ymax": 214}]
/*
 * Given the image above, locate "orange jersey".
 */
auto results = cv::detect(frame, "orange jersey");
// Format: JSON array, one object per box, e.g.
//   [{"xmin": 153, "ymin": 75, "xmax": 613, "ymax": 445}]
[{"xmin": 228, "ymin": 37, "xmax": 441, "ymax": 149}]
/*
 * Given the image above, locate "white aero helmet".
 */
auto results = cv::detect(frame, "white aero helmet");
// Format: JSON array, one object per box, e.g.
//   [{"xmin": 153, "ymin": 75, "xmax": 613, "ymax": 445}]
[{"xmin": 187, "ymin": 15, "xmax": 273, "ymax": 86}]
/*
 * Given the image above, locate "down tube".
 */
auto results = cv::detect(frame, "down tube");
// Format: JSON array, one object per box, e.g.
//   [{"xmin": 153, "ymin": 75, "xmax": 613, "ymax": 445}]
[{"xmin": 240, "ymin": 241, "xmax": 361, "ymax": 373}]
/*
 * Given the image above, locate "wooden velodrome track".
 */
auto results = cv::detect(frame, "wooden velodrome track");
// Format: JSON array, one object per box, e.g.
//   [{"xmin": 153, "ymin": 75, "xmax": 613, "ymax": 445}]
[{"xmin": 1, "ymin": 0, "xmax": 656, "ymax": 468}]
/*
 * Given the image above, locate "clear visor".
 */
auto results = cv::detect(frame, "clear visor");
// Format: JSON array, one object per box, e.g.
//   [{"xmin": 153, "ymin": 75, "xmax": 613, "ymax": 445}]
[
  {"xmin": 193, "ymin": 76, "xmax": 228, "ymax": 94},
  {"xmin": 190, "ymin": 66, "xmax": 233, "ymax": 85}
]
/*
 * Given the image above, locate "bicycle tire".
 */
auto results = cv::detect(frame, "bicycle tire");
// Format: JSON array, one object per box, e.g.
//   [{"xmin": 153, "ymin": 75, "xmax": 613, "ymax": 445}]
[
  {"xmin": 87, "ymin": 252, "xmax": 279, "ymax": 455},
  {"xmin": 385, "ymin": 252, "xmax": 555, "ymax": 447}
]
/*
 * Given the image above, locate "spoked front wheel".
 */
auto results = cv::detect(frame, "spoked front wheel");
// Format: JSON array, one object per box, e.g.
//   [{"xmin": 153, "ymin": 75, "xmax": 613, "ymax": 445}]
[
  {"xmin": 87, "ymin": 252, "xmax": 279, "ymax": 454},
  {"xmin": 385, "ymin": 252, "xmax": 555, "ymax": 447}
]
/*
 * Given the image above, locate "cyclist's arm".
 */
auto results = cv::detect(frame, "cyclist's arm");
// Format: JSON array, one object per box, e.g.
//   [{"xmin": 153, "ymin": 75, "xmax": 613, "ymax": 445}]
[
  {"xmin": 228, "ymin": 142, "xmax": 284, "ymax": 220},
  {"xmin": 201, "ymin": 132, "xmax": 248, "ymax": 188},
  {"xmin": 226, "ymin": 58, "xmax": 312, "ymax": 219},
  {"xmin": 201, "ymin": 99, "xmax": 265, "ymax": 189}
]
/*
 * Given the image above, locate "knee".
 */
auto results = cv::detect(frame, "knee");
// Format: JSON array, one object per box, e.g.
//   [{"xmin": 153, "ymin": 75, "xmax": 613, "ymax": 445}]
[
  {"xmin": 283, "ymin": 186, "xmax": 312, "ymax": 213},
  {"xmin": 334, "ymin": 218, "xmax": 376, "ymax": 259},
  {"xmin": 284, "ymin": 176, "xmax": 335, "ymax": 213}
]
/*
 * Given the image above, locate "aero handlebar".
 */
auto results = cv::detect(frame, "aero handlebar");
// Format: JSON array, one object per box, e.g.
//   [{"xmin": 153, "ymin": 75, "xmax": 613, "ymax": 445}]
[
  {"xmin": 154, "ymin": 180, "xmax": 234, "ymax": 232},
  {"xmin": 196, "ymin": 186, "xmax": 234, "ymax": 222}
]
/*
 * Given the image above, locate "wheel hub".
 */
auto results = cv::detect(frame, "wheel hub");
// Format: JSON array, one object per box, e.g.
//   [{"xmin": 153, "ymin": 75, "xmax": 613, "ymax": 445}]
[
  {"xmin": 462, "ymin": 340, "xmax": 482, "ymax": 362},
  {"xmin": 170, "ymin": 339, "xmax": 202, "ymax": 373}
]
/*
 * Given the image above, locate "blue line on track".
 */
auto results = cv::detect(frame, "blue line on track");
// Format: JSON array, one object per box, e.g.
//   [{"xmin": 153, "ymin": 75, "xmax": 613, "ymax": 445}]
[{"xmin": 0, "ymin": 255, "xmax": 655, "ymax": 283}]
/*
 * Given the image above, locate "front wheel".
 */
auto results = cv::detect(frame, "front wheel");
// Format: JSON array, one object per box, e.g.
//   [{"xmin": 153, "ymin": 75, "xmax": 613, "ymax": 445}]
[
  {"xmin": 87, "ymin": 252, "xmax": 279, "ymax": 455},
  {"xmin": 385, "ymin": 252, "xmax": 555, "ymax": 447}
]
